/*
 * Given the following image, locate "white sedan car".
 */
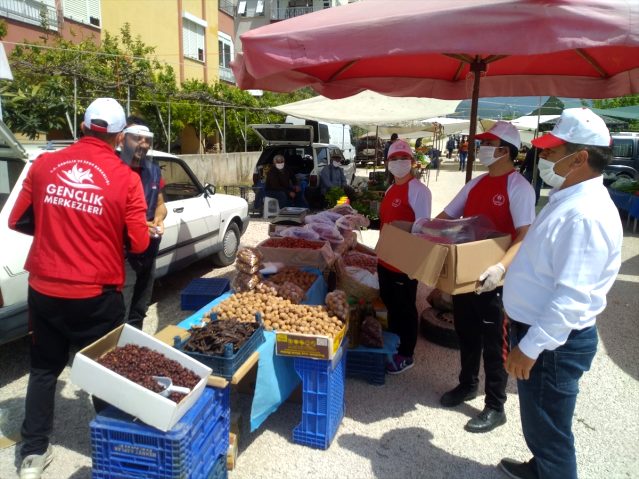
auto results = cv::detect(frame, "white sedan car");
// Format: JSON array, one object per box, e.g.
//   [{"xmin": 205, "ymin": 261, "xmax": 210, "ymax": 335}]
[{"xmin": 0, "ymin": 123, "xmax": 249, "ymax": 345}]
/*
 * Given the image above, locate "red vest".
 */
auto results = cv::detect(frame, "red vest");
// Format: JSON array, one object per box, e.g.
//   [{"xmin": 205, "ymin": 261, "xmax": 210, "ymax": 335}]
[
  {"xmin": 379, "ymin": 181, "xmax": 416, "ymax": 271},
  {"xmin": 464, "ymin": 171, "xmax": 517, "ymax": 239}
]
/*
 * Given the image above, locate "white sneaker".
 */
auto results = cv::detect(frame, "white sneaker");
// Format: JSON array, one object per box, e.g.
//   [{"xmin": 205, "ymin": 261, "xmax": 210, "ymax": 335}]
[{"xmin": 19, "ymin": 445, "xmax": 53, "ymax": 479}]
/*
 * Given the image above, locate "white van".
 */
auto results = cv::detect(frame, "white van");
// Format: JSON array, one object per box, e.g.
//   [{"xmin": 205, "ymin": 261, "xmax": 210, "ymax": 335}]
[{"xmin": 285, "ymin": 116, "xmax": 356, "ymax": 162}]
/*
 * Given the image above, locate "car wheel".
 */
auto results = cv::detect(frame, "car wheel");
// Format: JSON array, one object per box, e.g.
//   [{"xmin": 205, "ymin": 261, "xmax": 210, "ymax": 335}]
[
  {"xmin": 213, "ymin": 223, "xmax": 240, "ymax": 267},
  {"xmin": 420, "ymin": 308, "xmax": 459, "ymax": 349}
]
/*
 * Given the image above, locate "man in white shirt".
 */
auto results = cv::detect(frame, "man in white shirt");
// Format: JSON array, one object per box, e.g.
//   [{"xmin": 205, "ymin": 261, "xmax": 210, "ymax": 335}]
[{"xmin": 500, "ymin": 108, "xmax": 623, "ymax": 479}]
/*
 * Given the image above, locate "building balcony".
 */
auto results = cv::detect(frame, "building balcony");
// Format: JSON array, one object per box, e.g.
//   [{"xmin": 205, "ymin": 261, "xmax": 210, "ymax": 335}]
[
  {"xmin": 271, "ymin": 6, "xmax": 317, "ymax": 20},
  {"xmin": 0, "ymin": 0, "xmax": 59, "ymax": 30},
  {"xmin": 219, "ymin": 66, "xmax": 236, "ymax": 84},
  {"xmin": 219, "ymin": 0, "xmax": 235, "ymax": 17}
]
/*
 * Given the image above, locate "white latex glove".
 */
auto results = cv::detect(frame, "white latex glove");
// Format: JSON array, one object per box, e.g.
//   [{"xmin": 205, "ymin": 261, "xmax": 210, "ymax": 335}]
[{"xmin": 476, "ymin": 263, "xmax": 506, "ymax": 294}]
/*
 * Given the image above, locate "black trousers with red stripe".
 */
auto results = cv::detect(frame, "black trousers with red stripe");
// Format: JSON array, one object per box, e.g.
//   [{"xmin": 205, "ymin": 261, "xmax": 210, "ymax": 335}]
[{"xmin": 451, "ymin": 288, "xmax": 509, "ymax": 412}]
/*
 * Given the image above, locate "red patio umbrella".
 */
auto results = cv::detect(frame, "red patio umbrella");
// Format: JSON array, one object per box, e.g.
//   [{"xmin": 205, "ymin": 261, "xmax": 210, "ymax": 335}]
[{"xmin": 232, "ymin": 0, "xmax": 639, "ymax": 181}]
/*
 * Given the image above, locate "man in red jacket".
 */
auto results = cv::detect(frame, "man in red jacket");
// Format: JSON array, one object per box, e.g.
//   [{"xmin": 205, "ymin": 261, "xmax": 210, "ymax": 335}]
[{"xmin": 8, "ymin": 98, "xmax": 150, "ymax": 479}]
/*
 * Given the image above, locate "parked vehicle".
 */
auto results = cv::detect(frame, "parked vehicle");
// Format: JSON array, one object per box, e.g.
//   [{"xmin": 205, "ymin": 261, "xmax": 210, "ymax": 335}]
[
  {"xmin": 250, "ymin": 124, "xmax": 356, "ymax": 210},
  {"xmin": 604, "ymin": 132, "xmax": 639, "ymax": 181},
  {"xmin": 355, "ymin": 134, "xmax": 384, "ymax": 166},
  {"xmin": 0, "ymin": 123, "xmax": 249, "ymax": 345},
  {"xmin": 285, "ymin": 116, "xmax": 356, "ymax": 162}
]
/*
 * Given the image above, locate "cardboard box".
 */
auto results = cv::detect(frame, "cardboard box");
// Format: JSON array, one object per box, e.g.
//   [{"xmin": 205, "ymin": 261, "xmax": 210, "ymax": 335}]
[
  {"xmin": 375, "ymin": 222, "xmax": 511, "ymax": 295},
  {"xmin": 257, "ymin": 237, "xmax": 335, "ymax": 271},
  {"xmin": 275, "ymin": 322, "xmax": 347, "ymax": 361},
  {"xmin": 70, "ymin": 324, "xmax": 211, "ymax": 432}
]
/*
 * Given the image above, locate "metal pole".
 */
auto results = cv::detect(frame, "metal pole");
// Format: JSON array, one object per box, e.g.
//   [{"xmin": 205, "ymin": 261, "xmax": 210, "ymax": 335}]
[
  {"xmin": 223, "ymin": 106, "xmax": 226, "ymax": 153},
  {"xmin": 73, "ymin": 76, "xmax": 77, "ymax": 140},
  {"xmin": 199, "ymin": 103, "xmax": 203, "ymax": 155},
  {"xmin": 244, "ymin": 111, "xmax": 248, "ymax": 152},
  {"xmin": 465, "ymin": 58, "xmax": 487, "ymax": 183},
  {"xmin": 531, "ymin": 96, "xmax": 543, "ymax": 186},
  {"xmin": 168, "ymin": 99, "xmax": 171, "ymax": 153}
]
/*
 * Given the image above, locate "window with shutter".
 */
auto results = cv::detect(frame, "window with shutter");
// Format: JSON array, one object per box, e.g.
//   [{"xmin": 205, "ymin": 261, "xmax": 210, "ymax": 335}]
[
  {"xmin": 182, "ymin": 14, "xmax": 206, "ymax": 62},
  {"xmin": 63, "ymin": 0, "xmax": 100, "ymax": 27}
]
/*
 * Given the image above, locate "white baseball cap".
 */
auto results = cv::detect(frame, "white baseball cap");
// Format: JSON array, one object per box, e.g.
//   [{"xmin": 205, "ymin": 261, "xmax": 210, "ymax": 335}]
[
  {"xmin": 387, "ymin": 139, "xmax": 414, "ymax": 159},
  {"xmin": 475, "ymin": 121, "xmax": 521, "ymax": 150},
  {"xmin": 532, "ymin": 108, "xmax": 611, "ymax": 149},
  {"xmin": 84, "ymin": 98, "xmax": 126, "ymax": 133}
]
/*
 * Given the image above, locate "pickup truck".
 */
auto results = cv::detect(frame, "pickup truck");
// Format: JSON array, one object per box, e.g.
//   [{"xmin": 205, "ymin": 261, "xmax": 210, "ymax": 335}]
[
  {"xmin": 605, "ymin": 132, "xmax": 639, "ymax": 181},
  {"xmin": 0, "ymin": 123, "xmax": 249, "ymax": 345}
]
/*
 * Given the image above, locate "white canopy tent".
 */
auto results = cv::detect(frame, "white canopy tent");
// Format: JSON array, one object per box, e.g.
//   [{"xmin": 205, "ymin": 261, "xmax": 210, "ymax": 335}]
[{"xmin": 271, "ymin": 90, "xmax": 462, "ymax": 129}]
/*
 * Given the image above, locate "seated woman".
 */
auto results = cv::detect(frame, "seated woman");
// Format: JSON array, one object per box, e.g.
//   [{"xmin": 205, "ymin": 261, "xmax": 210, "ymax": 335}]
[{"xmin": 264, "ymin": 154, "xmax": 304, "ymax": 208}]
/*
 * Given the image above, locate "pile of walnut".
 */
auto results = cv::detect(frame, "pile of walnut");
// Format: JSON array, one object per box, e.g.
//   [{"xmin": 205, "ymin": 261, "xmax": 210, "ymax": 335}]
[{"xmin": 208, "ymin": 291, "xmax": 344, "ymax": 337}]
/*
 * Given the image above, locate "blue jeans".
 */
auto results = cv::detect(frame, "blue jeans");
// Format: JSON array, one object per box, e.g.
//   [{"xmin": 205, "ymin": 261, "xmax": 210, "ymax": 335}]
[{"xmin": 511, "ymin": 322, "xmax": 597, "ymax": 479}]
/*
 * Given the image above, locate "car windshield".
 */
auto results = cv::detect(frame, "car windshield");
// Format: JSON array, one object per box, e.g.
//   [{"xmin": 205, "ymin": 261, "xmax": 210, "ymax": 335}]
[{"xmin": 0, "ymin": 158, "xmax": 24, "ymax": 212}]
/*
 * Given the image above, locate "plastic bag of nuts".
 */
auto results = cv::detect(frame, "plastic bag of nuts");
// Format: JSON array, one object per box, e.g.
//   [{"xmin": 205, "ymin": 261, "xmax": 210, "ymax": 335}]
[
  {"xmin": 232, "ymin": 273, "xmax": 261, "ymax": 292},
  {"xmin": 275, "ymin": 281, "xmax": 305, "ymax": 304},
  {"xmin": 237, "ymin": 247, "xmax": 263, "ymax": 266},
  {"xmin": 325, "ymin": 290, "xmax": 348, "ymax": 320}
]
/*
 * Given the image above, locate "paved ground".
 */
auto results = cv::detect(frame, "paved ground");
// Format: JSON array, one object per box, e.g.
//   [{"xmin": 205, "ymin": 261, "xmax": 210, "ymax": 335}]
[{"xmin": 0, "ymin": 160, "xmax": 637, "ymax": 478}]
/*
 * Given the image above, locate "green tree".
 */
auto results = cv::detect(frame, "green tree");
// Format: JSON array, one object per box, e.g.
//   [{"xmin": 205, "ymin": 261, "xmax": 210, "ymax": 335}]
[{"xmin": 592, "ymin": 94, "xmax": 639, "ymax": 109}]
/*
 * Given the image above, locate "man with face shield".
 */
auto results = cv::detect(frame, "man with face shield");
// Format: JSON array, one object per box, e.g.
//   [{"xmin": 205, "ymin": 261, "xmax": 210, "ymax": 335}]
[
  {"xmin": 436, "ymin": 121, "xmax": 536, "ymax": 434},
  {"xmin": 118, "ymin": 118, "xmax": 167, "ymax": 329},
  {"xmin": 375, "ymin": 139, "xmax": 432, "ymax": 374},
  {"xmin": 500, "ymin": 109, "xmax": 622, "ymax": 479}
]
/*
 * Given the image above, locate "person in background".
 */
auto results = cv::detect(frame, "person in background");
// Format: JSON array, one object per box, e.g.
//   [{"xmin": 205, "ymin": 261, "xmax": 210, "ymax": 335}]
[
  {"xmin": 500, "ymin": 108, "xmax": 622, "ymax": 479},
  {"xmin": 264, "ymin": 154, "xmax": 301, "ymax": 208},
  {"xmin": 437, "ymin": 121, "xmax": 535, "ymax": 433},
  {"xmin": 320, "ymin": 152, "xmax": 348, "ymax": 195},
  {"xmin": 446, "ymin": 136, "xmax": 456, "ymax": 159},
  {"xmin": 520, "ymin": 145, "xmax": 544, "ymax": 205},
  {"xmin": 383, "ymin": 132, "xmax": 399, "ymax": 162},
  {"xmin": 8, "ymin": 98, "xmax": 150, "ymax": 479},
  {"xmin": 119, "ymin": 117, "xmax": 167, "ymax": 329},
  {"xmin": 376, "ymin": 139, "xmax": 432, "ymax": 374},
  {"xmin": 458, "ymin": 136, "xmax": 469, "ymax": 171}
]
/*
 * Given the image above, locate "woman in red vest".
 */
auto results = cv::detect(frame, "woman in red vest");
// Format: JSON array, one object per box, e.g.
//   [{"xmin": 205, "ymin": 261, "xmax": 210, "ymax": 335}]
[{"xmin": 377, "ymin": 139, "xmax": 432, "ymax": 374}]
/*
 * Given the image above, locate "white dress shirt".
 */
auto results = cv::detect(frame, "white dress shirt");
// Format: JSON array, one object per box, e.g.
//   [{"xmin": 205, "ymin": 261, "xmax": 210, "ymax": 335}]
[{"xmin": 503, "ymin": 176, "xmax": 623, "ymax": 360}]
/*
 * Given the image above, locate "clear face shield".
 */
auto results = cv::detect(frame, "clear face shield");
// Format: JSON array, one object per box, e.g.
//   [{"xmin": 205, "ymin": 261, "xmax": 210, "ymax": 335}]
[{"xmin": 120, "ymin": 125, "xmax": 154, "ymax": 167}]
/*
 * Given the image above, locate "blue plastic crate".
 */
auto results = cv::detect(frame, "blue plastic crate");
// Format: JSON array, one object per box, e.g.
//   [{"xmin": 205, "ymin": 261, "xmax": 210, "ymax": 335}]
[
  {"xmin": 292, "ymin": 346, "xmax": 346, "ymax": 450},
  {"xmin": 206, "ymin": 454, "xmax": 228, "ymax": 479},
  {"xmin": 91, "ymin": 386, "xmax": 230, "ymax": 479},
  {"xmin": 175, "ymin": 323, "xmax": 265, "ymax": 380},
  {"xmin": 181, "ymin": 278, "xmax": 231, "ymax": 311},
  {"xmin": 346, "ymin": 349, "xmax": 386, "ymax": 385}
]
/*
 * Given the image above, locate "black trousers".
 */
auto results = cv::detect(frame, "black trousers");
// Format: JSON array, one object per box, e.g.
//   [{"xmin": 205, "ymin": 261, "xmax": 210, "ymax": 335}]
[
  {"xmin": 21, "ymin": 287, "xmax": 124, "ymax": 457},
  {"xmin": 452, "ymin": 289, "xmax": 509, "ymax": 411},
  {"xmin": 377, "ymin": 264, "xmax": 418, "ymax": 357}
]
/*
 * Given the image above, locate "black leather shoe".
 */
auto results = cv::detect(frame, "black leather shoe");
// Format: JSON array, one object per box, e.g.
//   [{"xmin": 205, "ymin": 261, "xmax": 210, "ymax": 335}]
[
  {"xmin": 440, "ymin": 384, "xmax": 478, "ymax": 407},
  {"xmin": 464, "ymin": 407, "xmax": 506, "ymax": 433},
  {"xmin": 499, "ymin": 458, "xmax": 538, "ymax": 479}
]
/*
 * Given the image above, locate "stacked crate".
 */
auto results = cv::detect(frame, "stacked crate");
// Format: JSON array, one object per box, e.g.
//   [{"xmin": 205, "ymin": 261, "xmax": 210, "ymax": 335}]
[
  {"xmin": 292, "ymin": 346, "xmax": 346, "ymax": 450},
  {"xmin": 91, "ymin": 386, "xmax": 230, "ymax": 479}
]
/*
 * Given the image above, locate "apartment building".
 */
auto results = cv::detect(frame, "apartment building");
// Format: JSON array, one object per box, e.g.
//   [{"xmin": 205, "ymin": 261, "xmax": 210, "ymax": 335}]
[{"xmin": 0, "ymin": 0, "xmax": 101, "ymax": 54}]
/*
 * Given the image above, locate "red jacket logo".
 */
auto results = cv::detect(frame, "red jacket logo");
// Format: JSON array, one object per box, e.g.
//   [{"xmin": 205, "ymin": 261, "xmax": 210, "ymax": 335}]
[
  {"xmin": 492, "ymin": 194, "xmax": 505, "ymax": 206},
  {"xmin": 392, "ymin": 198, "xmax": 402, "ymax": 208},
  {"xmin": 58, "ymin": 164, "xmax": 101, "ymax": 190}
]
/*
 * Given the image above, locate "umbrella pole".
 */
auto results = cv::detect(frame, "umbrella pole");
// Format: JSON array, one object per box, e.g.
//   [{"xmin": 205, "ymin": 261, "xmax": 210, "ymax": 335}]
[{"xmin": 465, "ymin": 59, "xmax": 486, "ymax": 183}]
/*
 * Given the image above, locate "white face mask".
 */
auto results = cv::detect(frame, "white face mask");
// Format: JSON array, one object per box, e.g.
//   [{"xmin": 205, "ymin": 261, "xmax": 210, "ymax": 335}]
[
  {"xmin": 275, "ymin": 163, "xmax": 285, "ymax": 170},
  {"xmin": 332, "ymin": 160, "xmax": 342, "ymax": 168},
  {"xmin": 388, "ymin": 159, "xmax": 413, "ymax": 178},
  {"xmin": 538, "ymin": 152, "xmax": 575, "ymax": 189},
  {"xmin": 477, "ymin": 146, "xmax": 504, "ymax": 167}
]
